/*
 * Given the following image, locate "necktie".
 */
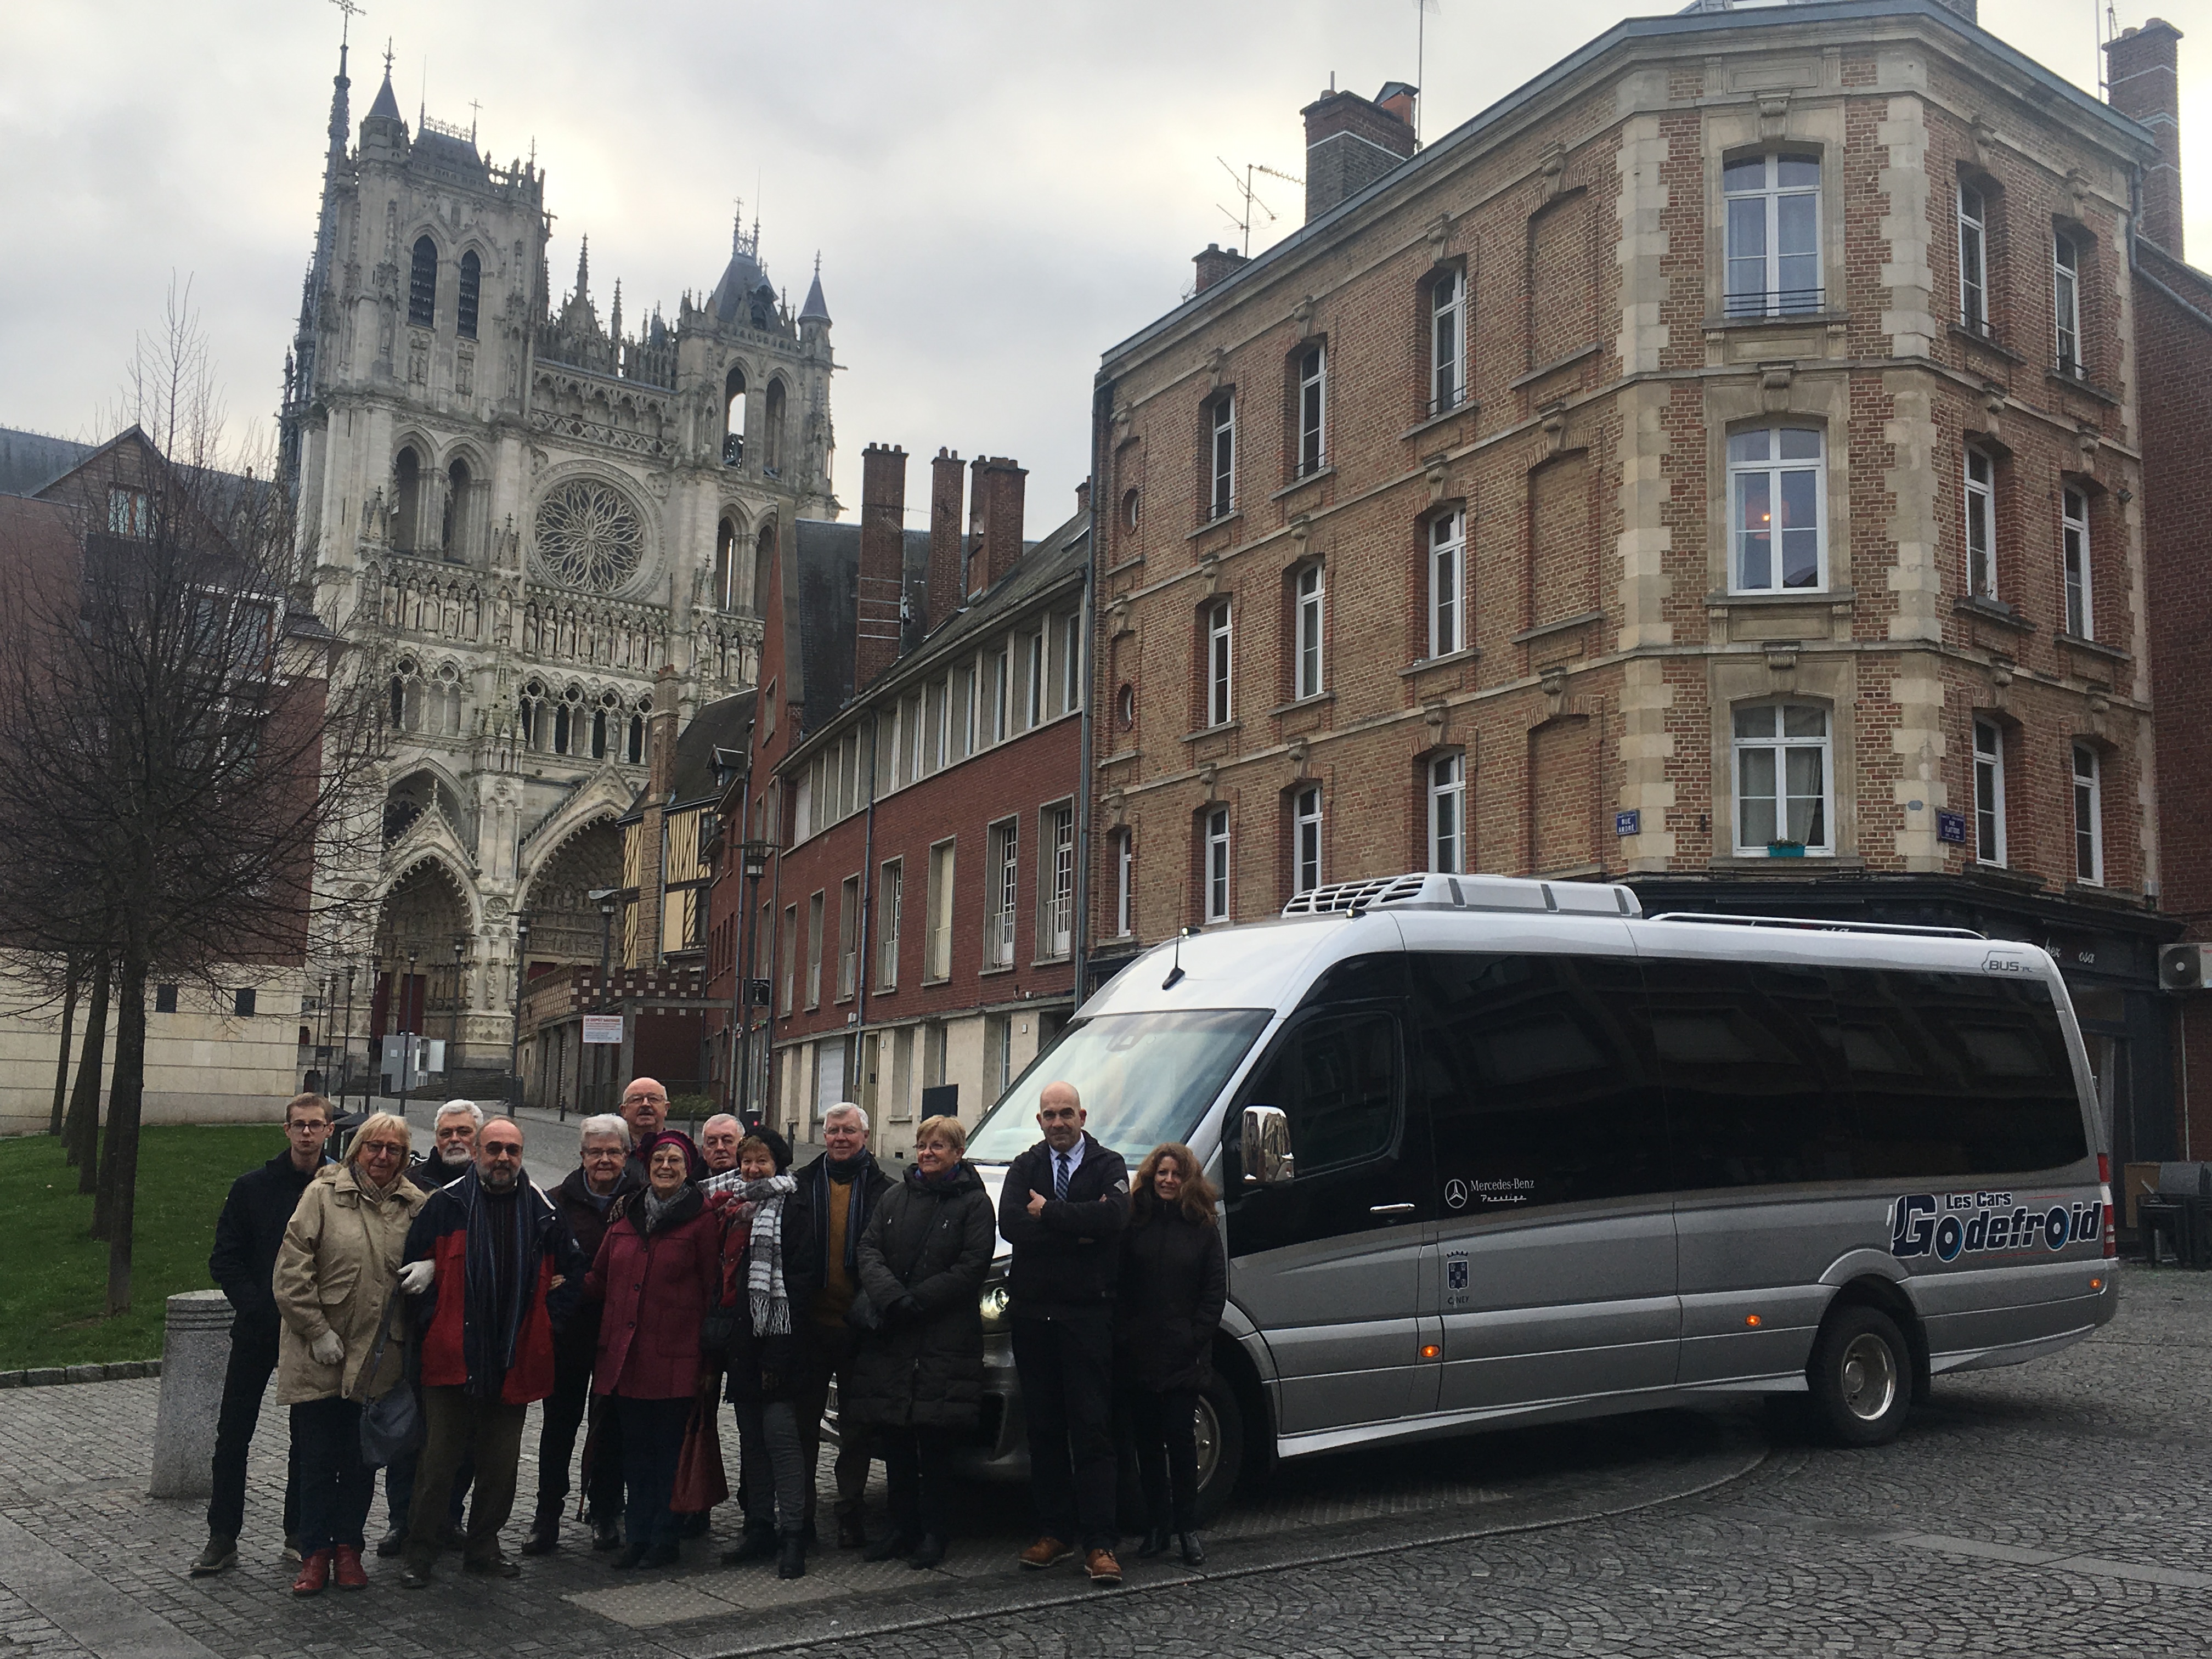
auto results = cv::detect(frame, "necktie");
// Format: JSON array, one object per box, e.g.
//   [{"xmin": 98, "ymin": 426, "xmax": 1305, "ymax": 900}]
[{"xmin": 1054, "ymin": 1152, "xmax": 1071, "ymax": 1201}]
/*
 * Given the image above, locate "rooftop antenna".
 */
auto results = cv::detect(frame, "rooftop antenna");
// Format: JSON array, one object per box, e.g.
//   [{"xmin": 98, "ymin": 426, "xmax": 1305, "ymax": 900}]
[
  {"xmin": 1163, "ymin": 927, "xmax": 1194, "ymax": 990},
  {"xmin": 1414, "ymin": 0, "xmax": 1440, "ymax": 146},
  {"xmin": 1216, "ymin": 157, "xmax": 1299, "ymax": 256},
  {"xmin": 2094, "ymin": 0, "xmax": 2118, "ymax": 98}
]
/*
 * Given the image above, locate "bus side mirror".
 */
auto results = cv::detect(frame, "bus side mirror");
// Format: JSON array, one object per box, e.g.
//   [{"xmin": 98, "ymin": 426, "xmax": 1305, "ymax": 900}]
[{"xmin": 1241, "ymin": 1104, "xmax": 1295, "ymax": 1186}]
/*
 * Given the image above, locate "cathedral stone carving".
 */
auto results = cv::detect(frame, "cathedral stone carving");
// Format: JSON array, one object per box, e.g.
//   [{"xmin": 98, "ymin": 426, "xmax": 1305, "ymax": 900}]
[{"xmin": 533, "ymin": 478, "xmax": 645, "ymax": 594}]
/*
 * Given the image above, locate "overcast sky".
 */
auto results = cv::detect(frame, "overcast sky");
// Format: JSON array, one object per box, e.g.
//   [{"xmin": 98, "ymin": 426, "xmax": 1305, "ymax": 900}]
[{"xmin": 3, "ymin": 0, "xmax": 2205, "ymax": 529}]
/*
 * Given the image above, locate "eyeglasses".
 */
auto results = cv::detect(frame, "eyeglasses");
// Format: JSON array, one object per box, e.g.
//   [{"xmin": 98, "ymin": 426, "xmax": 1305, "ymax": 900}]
[
  {"xmin": 623, "ymin": 1094, "xmax": 667, "ymax": 1107},
  {"xmin": 286, "ymin": 1121, "xmax": 330, "ymax": 1133},
  {"xmin": 582, "ymin": 1147, "xmax": 625, "ymax": 1160},
  {"xmin": 360, "ymin": 1140, "xmax": 408, "ymax": 1158},
  {"xmin": 482, "ymin": 1141, "xmax": 523, "ymax": 1157}
]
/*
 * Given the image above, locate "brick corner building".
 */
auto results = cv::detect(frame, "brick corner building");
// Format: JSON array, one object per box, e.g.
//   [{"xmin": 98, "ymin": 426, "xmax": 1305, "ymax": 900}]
[{"xmin": 1087, "ymin": 0, "xmax": 2207, "ymax": 1172}]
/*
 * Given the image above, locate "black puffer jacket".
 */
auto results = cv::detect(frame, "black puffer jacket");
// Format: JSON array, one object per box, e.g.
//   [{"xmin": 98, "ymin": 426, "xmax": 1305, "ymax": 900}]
[
  {"xmin": 208, "ymin": 1150, "xmax": 325, "ymax": 1338},
  {"xmin": 715, "ymin": 1184, "xmax": 820, "ymax": 1407},
  {"xmin": 1114, "ymin": 1201, "xmax": 1228, "ymax": 1393},
  {"xmin": 842, "ymin": 1164, "xmax": 994, "ymax": 1431},
  {"xmin": 548, "ymin": 1164, "xmax": 641, "ymax": 1358}
]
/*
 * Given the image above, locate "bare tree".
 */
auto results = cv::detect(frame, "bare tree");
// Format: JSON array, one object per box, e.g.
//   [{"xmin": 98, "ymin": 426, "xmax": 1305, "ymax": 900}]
[{"xmin": 0, "ymin": 286, "xmax": 384, "ymax": 1312}]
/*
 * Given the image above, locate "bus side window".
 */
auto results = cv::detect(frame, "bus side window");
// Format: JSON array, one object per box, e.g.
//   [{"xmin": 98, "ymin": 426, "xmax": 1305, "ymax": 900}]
[
  {"xmin": 1829, "ymin": 968, "xmax": 2085, "ymax": 1178},
  {"xmin": 1413, "ymin": 952, "xmax": 1668, "ymax": 1209},
  {"xmin": 1645, "ymin": 957, "xmax": 1855, "ymax": 1189},
  {"xmin": 1242, "ymin": 1011, "xmax": 1401, "ymax": 1178}
]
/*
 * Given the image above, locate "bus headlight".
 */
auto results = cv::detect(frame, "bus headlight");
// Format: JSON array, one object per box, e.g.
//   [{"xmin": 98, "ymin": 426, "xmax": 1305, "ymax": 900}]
[{"xmin": 979, "ymin": 1282, "xmax": 1011, "ymax": 1331}]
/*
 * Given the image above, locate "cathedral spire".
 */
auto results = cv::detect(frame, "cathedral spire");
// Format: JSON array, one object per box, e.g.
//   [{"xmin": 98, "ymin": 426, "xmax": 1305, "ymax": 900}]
[
  {"xmin": 799, "ymin": 252, "xmax": 832, "ymax": 328},
  {"xmin": 610, "ymin": 279, "xmax": 623, "ymax": 342},
  {"xmin": 575, "ymin": 236, "xmax": 590, "ymax": 303}
]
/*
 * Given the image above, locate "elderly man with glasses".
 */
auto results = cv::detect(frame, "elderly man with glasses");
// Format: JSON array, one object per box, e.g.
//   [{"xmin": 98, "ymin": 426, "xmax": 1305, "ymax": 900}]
[
  {"xmin": 394, "ymin": 1119, "xmax": 583, "ymax": 1586},
  {"xmin": 523, "ymin": 1114, "xmax": 639, "ymax": 1555}
]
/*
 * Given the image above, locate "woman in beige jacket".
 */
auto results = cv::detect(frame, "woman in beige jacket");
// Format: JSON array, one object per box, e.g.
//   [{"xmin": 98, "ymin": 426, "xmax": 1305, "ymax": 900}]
[{"xmin": 274, "ymin": 1111, "xmax": 427, "ymax": 1595}]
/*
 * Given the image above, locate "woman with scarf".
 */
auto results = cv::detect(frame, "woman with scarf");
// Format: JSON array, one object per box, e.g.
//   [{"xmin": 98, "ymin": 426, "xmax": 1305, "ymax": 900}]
[
  {"xmin": 583, "ymin": 1130, "xmax": 723, "ymax": 1568},
  {"xmin": 705, "ymin": 1136, "xmax": 817, "ymax": 1577},
  {"xmin": 843, "ymin": 1115, "xmax": 994, "ymax": 1568},
  {"xmin": 272, "ymin": 1112, "xmax": 427, "ymax": 1595}
]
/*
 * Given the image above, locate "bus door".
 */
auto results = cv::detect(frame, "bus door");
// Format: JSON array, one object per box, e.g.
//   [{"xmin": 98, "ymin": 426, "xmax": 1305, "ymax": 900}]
[{"xmin": 1412, "ymin": 948, "xmax": 1681, "ymax": 1412}]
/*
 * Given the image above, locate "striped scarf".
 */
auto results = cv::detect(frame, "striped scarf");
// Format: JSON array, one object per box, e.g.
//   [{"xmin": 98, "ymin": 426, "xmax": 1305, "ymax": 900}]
[{"xmin": 738, "ymin": 1174, "xmax": 797, "ymax": 1336}]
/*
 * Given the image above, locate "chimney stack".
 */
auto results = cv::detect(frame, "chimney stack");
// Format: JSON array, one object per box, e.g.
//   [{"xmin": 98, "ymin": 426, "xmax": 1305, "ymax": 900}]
[
  {"xmin": 2107, "ymin": 19, "xmax": 2186, "ymax": 257},
  {"xmin": 855, "ymin": 442, "xmax": 907, "ymax": 692},
  {"xmin": 1301, "ymin": 81, "xmax": 1417, "ymax": 223},
  {"xmin": 1193, "ymin": 242, "xmax": 1248, "ymax": 294},
  {"xmin": 968, "ymin": 456, "xmax": 1028, "ymax": 597},
  {"xmin": 925, "ymin": 448, "xmax": 965, "ymax": 633}
]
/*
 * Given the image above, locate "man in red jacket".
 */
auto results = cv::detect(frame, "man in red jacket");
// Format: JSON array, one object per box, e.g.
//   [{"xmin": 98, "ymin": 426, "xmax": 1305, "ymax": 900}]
[{"xmin": 394, "ymin": 1118, "xmax": 583, "ymax": 1587}]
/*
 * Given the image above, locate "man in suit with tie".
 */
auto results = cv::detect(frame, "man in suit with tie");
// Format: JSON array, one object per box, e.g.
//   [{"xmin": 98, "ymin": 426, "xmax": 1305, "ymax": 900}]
[{"xmin": 996, "ymin": 1081, "xmax": 1131, "ymax": 1587}]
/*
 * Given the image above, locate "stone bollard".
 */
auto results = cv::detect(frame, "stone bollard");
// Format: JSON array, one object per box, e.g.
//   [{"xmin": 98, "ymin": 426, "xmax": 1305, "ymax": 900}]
[{"xmin": 149, "ymin": 1289, "xmax": 234, "ymax": 1499}]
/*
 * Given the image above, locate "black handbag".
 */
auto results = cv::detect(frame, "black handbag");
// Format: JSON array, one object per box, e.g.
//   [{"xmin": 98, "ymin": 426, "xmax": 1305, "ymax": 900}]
[{"xmin": 356, "ymin": 1289, "xmax": 419, "ymax": 1466}]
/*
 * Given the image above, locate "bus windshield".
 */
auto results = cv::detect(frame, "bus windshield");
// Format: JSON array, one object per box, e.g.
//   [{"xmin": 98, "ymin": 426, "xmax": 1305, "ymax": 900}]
[{"xmin": 965, "ymin": 1007, "xmax": 1275, "ymax": 1166}]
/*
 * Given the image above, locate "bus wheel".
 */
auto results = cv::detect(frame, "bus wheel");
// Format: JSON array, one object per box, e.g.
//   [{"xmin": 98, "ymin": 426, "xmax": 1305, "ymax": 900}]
[
  {"xmin": 1808, "ymin": 1305, "xmax": 1911, "ymax": 1448},
  {"xmin": 1192, "ymin": 1372, "xmax": 1246, "ymax": 1525}
]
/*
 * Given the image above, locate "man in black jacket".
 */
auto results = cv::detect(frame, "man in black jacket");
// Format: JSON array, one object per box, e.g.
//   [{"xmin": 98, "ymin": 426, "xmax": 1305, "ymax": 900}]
[
  {"xmin": 788, "ymin": 1103, "xmax": 891, "ymax": 1547},
  {"xmin": 523, "ymin": 1114, "xmax": 639, "ymax": 1554},
  {"xmin": 189, "ymin": 1092, "xmax": 333, "ymax": 1576},
  {"xmin": 997, "ymin": 1081, "xmax": 1130, "ymax": 1586}
]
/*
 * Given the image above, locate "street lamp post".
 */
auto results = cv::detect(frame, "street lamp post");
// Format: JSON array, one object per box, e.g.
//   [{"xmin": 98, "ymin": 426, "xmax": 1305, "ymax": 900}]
[
  {"xmin": 340, "ymin": 964, "xmax": 357, "ymax": 1117},
  {"xmin": 509, "ymin": 915, "xmax": 531, "ymax": 1115},
  {"xmin": 589, "ymin": 887, "xmax": 619, "ymax": 1120},
  {"xmin": 449, "ymin": 934, "xmax": 468, "ymax": 1074},
  {"xmin": 405, "ymin": 949, "xmax": 419, "ymax": 1103}
]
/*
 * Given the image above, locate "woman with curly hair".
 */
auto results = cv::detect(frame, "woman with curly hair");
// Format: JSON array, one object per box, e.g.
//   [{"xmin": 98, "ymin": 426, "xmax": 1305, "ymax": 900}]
[{"xmin": 1114, "ymin": 1141, "xmax": 1226, "ymax": 1566}]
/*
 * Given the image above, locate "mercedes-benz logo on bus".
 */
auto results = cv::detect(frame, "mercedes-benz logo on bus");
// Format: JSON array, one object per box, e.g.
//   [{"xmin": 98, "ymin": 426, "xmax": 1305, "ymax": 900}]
[{"xmin": 1444, "ymin": 1178, "xmax": 1469, "ymax": 1211}]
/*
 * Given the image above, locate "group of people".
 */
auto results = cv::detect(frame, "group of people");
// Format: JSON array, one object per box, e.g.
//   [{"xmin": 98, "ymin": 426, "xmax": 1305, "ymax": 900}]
[{"xmin": 189, "ymin": 1075, "xmax": 1227, "ymax": 1598}]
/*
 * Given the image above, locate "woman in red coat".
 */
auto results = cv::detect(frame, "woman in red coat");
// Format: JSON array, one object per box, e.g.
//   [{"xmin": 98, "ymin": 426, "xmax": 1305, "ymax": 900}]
[{"xmin": 583, "ymin": 1131, "xmax": 723, "ymax": 1568}]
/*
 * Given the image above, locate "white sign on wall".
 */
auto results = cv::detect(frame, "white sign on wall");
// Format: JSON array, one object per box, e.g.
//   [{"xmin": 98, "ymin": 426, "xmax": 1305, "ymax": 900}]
[{"xmin": 582, "ymin": 1014, "xmax": 625, "ymax": 1045}]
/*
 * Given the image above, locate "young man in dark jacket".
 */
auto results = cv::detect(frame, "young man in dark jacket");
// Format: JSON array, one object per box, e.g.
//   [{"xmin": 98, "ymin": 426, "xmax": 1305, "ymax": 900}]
[
  {"xmin": 996, "ymin": 1081, "xmax": 1130, "ymax": 1586},
  {"xmin": 190, "ymin": 1093, "xmax": 334, "ymax": 1576},
  {"xmin": 522, "ymin": 1114, "xmax": 639, "ymax": 1555}
]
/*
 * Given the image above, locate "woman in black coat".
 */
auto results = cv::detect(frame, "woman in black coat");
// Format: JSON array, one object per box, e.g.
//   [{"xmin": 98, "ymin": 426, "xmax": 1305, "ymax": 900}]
[
  {"xmin": 844, "ymin": 1114, "xmax": 995, "ymax": 1569},
  {"xmin": 1114, "ymin": 1141, "xmax": 1227, "ymax": 1566}
]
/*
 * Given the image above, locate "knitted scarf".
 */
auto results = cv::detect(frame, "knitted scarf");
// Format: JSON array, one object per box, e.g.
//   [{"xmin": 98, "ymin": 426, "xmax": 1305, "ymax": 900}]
[
  {"xmin": 458, "ymin": 1167, "xmax": 539, "ymax": 1399},
  {"xmin": 731, "ymin": 1173, "xmax": 797, "ymax": 1336}
]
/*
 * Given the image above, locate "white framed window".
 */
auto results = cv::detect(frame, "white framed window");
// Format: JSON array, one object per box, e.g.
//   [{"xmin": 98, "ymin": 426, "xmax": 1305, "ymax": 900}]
[
  {"xmin": 1025, "ymin": 624, "xmax": 1046, "ymax": 729},
  {"xmin": 877, "ymin": 858, "xmax": 902, "ymax": 988},
  {"xmin": 1209, "ymin": 397, "xmax": 1236, "ymax": 520},
  {"xmin": 779, "ymin": 903, "xmax": 797, "ymax": 1014},
  {"xmin": 990, "ymin": 642, "xmax": 1011, "ymax": 745},
  {"xmin": 1203, "ymin": 806, "xmax": 1231, "ymax": 922},
  {"xmin": 2053, "ymin": 232, "xmax": 2083, "ymax": 376},
  {"xmin": 837, "ymin": 874, "xmax": 860, "ymax": 1001},
  {"xmin": 1042, "ymin": 803, "xmax": 1074, "ymax": 960},
  {"xmin": 1061, "ymin": 611, "xmax": 1082, "ymax": 714},
  {"xmin": 1430, "ymin": 267, "xmax": 1465, "ymax": 415},
  {"xmin": 107, "ymin": 486, "xmax": 150, "ymax": 538},
  {"xmin": 926, "ymin": 678, "xmax": 947, "ymax": 774},
  {"xmin": 1733, "ymin": 703, "xmax": 1832, "ymax": 854},
  {"xmin": 956, "ymin": 662, "xmax": 977, "ymax": 759},
  {"xmin": 1724, "ymin": 152, "xmax": 1822, "ymax": 316},
  {"xmin": 1294, "ymin": 563, "xmax": 1324, "ymax": 701},
  {"xmin": 925, "ymin": 839, "xmax": 955, "ymax": 981},
  {"xmin": 805, "ymin": 890, "xmax": 825, "ymax": 1008},
  {"xmin": 1206, "ymin": 599, "xmax": 1233, "ymax": 726},
  {"xmin": 2072, "ymin": 743, "xmax": 2102, "ymax": 885},
  {"xmin": 2062, "ymin": 487, "xmax": 2091, "ymax": 638},
  {"xmin": 1965, "ymin": 447, "xmax": 1996, "ymax": 600},
  {"xmin": 986, "ymin": 818, "xmax": 1017, "ymax": 968},
  {"xmin": 1958, "ymin": 182, "xmax": 1989, "ymax": 334},
  {"xmin": 1114, "ymin": 829, "xmax": 1134, "ymax": 937},
  {"xmin": 1728, "ymin": 427, "xmax": 1825, "ymax": 592},
  {"xmin": 1973, "ymin": 719, "xmax": 2006, "ymax": 866},
  {"xmin": 1297, "ymin": 344, "xmax": 1326, "ymax": 476},
  {"xmin": 1428, "ymin": 509, "xmax": 1466, "ymax": 658},
  {"xmin": 1293, "ymin": 785, "xmax": 1323, "ymax": 895},
  {"xmin": 1427, "ymin": 753, "xmax": 1466, "ymax": 873}
]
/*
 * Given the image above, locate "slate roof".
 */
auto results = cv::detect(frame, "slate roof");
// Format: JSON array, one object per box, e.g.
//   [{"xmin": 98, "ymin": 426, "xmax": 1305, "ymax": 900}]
[
  {"xmin": 668, "ymin": 689, "xmax": 756, "ymax": 805},
  {"xmin": 0, "ymin": 429, "xmax": 95, "ymax": 498},
  {"xmin": 789, "ymin": 522, "xmax": 933, "ymax": 739},
  {"xmin": 799, "ymin": 269, "xmax": 831, "ymax": 326}
]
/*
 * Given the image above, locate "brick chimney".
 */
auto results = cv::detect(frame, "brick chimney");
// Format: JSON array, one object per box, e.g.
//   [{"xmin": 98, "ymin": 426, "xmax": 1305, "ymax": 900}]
[
  {"xmin": 1301, "ymin": 82, "xmax": 1417, "ymax": 223},
  {"xmin": 2108, "ymin": 19, "xmax": 2186, "ymax": 257},
  {"xmin": 1193, "ymin": 242, "xmax": 1247, "ymax": 294},
  {"xmin": 1074, "ymin": 477, "xmax": 1091, "ymax": 517},
  {"xmin": 923, "ymin": 448, "xmax": 964, "ymax": 633},
  {"xmin": 855, "ymin": 442, "xmax": 907, "ymax": 691},
  {"xmin": 968, "ymin": 456, "xmax": 1028, "ymax": 597}
]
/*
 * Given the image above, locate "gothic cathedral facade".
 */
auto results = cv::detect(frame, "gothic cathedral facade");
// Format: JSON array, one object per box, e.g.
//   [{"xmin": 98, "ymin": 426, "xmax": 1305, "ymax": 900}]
[{"xmin": 281, "ymin": 43, "xmax": 834, "ymax": 1072}]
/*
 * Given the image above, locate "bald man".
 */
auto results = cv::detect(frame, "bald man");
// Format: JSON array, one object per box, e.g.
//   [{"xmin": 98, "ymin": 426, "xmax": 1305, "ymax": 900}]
[{"xmin": 618, "ymin": 1078, "xmax": 678, "ymax": 1183}]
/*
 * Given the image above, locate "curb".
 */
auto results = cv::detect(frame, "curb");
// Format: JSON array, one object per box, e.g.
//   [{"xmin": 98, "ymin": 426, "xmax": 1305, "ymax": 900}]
[{"xmin": 0, "ymin": 1360, "xmax": 161, "ymax": 1389}]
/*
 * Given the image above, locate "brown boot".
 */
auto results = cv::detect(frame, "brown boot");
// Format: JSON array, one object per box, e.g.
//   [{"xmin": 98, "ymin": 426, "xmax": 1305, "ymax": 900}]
[
  {"xmin": 290, "ymin": 1548, "xmax": 332, "ymax": 1597},
  {"xmin": 331, "ymin": 1545, "xmax": 369, "ymax": 1590},
  {"xmin": 1018, "ymin": 1536, "xmax": 1073, "ymax": 1570},
  {"xmin": 1085, "ymin": 1547, "xmax": 1123, "ymax": 1586}
]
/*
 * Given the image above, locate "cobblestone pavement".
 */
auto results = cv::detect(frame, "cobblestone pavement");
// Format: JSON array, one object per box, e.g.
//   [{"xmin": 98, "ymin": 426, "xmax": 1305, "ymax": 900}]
[{"xmin": 2, "ymin": 1265, "xmax": 2207, "ymax": 1658}]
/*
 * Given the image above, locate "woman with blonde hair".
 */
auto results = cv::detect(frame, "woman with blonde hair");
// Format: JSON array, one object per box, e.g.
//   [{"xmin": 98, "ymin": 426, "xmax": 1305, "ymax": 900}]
[
  {"xmin": 273, "ymin": 1111, "xmax": 428, "ymax": 1595},
  {"xmin": 844, "ymin": 1114, "xmax": 994, "ymax": 1568},
  {"xmin": 1114, "ymin": 1141, "xmax": 1226, "ymax": 1566}
]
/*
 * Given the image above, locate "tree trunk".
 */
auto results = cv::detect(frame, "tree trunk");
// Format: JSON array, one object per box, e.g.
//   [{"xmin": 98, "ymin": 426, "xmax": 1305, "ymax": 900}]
[
  {"xmin": 64, "ymin": 957, "xmax": 110, "ymax": 1190},
  {"xmin": 103, "ymin": 952, "xmax": 149, "ymax": 1316},
  {"xmin": 48, "ymin": 957, "xmax": 78, "ymax": 1136}
]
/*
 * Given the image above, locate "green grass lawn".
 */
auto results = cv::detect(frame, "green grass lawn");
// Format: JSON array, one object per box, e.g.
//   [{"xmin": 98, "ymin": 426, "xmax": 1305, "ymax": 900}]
[{"xmin": 0, "ymin": 1124, "xmax": 286, "ymax": 1369}]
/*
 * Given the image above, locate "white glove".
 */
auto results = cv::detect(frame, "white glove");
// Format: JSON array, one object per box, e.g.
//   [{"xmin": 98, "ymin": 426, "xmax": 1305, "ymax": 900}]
[
  {"xmin": 398, "ymin": 1260, "xmax": 436, "ymax": 1296},
  {"xmin": 309, "ymin": 1329, "xmax": 345, "ymax": 1366}
]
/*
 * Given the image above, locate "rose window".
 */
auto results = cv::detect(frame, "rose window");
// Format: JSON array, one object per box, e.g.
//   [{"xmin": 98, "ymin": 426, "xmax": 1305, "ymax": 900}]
[{"xmin": 533, "ymin": 481, "xmax": 644, "ymax": 593}]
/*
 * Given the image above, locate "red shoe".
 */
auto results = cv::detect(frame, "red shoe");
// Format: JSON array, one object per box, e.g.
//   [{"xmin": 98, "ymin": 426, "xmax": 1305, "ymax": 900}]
[
  {"xmin": 291, "ymin": 1548, "xmax": 332, "ymax": 1597},
  {"xmin": 331, "ymin": 1544, "xmax": 368, "ymax": 1590}
]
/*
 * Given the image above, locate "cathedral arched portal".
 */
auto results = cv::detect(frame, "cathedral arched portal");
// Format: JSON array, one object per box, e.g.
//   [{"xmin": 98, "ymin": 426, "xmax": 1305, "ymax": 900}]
[
  {"xmin": 371, "ymin": 856, "xmax": 473, "ymax": 1049},
  {"xmin": 519, "ymin": 817, "xmax": 624, "ymax": 970}
]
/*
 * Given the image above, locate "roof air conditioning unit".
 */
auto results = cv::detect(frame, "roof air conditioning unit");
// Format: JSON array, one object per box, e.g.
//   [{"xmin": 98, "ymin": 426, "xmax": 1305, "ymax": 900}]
[{"xmin": 2159, "ymin": 943, "xmax": 2212, "ymax": 992}]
